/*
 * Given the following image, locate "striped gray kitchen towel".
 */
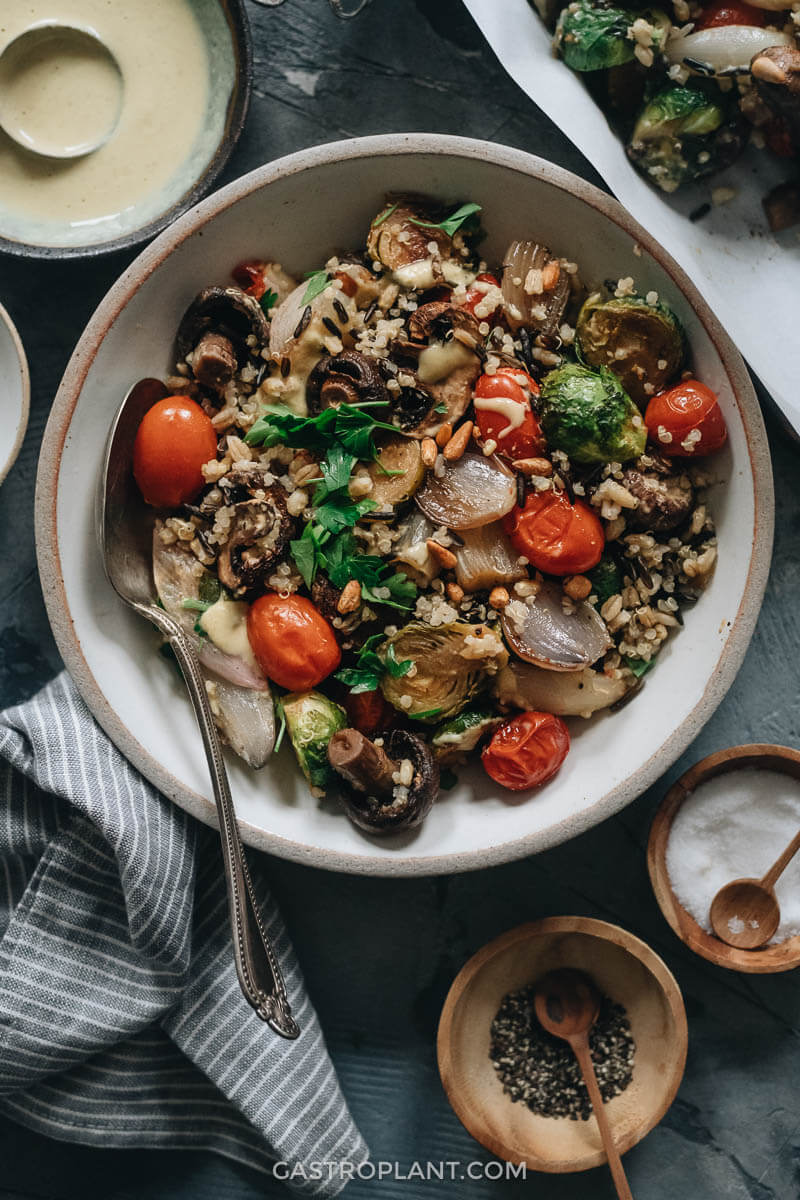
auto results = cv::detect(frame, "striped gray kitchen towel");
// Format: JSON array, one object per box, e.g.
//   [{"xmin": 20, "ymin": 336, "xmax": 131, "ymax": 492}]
[{"xmin": 0, "ymin": 672, "xmax": 368, "ymax": 1195}]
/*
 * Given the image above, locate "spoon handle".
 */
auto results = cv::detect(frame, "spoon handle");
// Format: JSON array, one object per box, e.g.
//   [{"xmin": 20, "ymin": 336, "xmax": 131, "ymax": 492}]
[
  {"xmin": 761, "ymin": 829, "xmax": 800, "ymax": 891},
  {"xmin": 149, "ymin": 604, "xmax": 299, "ymax": 1039},
  {"xmin": 571, "ymin": 1034, "xmax": 634, "ymax": 1200}
]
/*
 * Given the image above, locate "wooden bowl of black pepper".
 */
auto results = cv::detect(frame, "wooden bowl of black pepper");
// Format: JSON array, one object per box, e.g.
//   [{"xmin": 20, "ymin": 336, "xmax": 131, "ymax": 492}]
[{"xmin": 437, "ymin": 917, "xmax": 687, "ymax": 1173}]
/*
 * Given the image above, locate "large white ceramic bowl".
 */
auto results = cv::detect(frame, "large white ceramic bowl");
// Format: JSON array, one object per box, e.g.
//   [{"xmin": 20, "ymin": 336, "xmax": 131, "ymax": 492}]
[{"xmin": 35, "ymin": 135, "xmax": 773, "ymax": 876}]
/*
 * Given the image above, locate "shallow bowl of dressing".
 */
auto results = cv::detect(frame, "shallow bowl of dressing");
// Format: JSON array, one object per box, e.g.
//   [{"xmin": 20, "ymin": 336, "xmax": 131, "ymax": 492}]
[
  {"xmin": 648, "ymin": 744, "xmax": 800, "ymax": 973},
  {"xmin": 436, "ymin": 917, "xmax": 687, "ymax": 1173},
  {"xmin": 0, "ymin": 0, "xmax": 251, "ymax": 258}
]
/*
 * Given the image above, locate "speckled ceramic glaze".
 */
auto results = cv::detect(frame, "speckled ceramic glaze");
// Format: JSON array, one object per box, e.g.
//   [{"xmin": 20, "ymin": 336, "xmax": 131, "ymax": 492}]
[
  {"xmin": 0, "ymin": 0, "xmax": 251, "ymax": 258},
  {"xmin": 0, "ymin": 301, "xmax": 29, "ymax": 484},
  {"xmin": 35, "ymin": 135, "xmax": 774, "ymax": 875}
]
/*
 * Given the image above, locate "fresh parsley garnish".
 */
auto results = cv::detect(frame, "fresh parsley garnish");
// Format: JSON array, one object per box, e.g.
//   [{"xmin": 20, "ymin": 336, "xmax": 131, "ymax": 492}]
[
  {"xmin": 260, "ymin": 288, "xmax": 279, "ymax": 314},
  {"xmin": 302, "ymin": 269, "xmax": 332, "ymax": 305},
  {"xmin": 181, "ymin": 598, "xmax": 212, "ymax": 613},
  {"xmin": 372, "ymin": 201, "xmax": 399, "ymax": 228},
  {"xmin": 408, "ymin": 706, "xmax": 443, "ymax": 721},
  {"xmin": 273, "ymin": 695, "xmax": 287, "ymax": 753},
  {"xmin": 289, "ymin": 523, "xmax": 325, "ymax": 590},
  {"xmin": 624, "ymin": 656, "xmax": 655, "ymax": 679},
  {"xmin": 360, "ymin": 572, "xmax": 417, "ymax": 612},
  {"xmin": 433, "ymin": 402, "xmax": 448, "ymax": 415},
  {"xmin": 245, "ymin": 402, "xmax": 395, "ymax": 456},
  {"xmin": 324, "ymin": 533, "xmax": 384, "ymax": 589},
  {"xmin": 409, "ymin": 201, "xmax": 482, "ymax": 239},
  {"xmin": 334, "ymin": 633, "xmax": 413, "ymax": 694}
]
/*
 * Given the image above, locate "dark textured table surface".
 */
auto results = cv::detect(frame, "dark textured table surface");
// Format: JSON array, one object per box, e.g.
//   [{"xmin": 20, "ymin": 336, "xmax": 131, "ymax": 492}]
[{"xmin": 1, "ymin": 1, "xmax": 799, "ymax": 1197}]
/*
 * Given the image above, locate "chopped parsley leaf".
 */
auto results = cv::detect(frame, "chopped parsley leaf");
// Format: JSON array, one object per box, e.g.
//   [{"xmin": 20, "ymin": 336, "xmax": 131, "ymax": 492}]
[
  {"xmin": 260, "ymin": 289, "xmax": 279, "ymax": 314},
  {"xmin": 409, "ymin": 201, "xmax": 482, "ymax": 239},
  {"xmin": 302, "ymin": 269, "xmax": 331, "ymax": 305}
]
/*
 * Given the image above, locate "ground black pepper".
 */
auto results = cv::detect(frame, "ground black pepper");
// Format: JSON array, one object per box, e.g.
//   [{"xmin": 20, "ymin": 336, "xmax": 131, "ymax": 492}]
[{"xmin": 489, "ymin": 984, "xmax": 635, "ymax": 1121}]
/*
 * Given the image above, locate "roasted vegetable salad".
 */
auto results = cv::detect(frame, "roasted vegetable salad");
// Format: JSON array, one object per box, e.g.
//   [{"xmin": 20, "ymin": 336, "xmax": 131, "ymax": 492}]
[{"xmin": 132, "ymin": 195, "xmax": 727, "ymax": 837}]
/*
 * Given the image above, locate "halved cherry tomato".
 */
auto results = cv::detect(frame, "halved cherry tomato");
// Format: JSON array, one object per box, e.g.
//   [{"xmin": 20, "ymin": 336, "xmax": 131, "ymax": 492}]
[
  {"xmin": 644, "ymin": 379, "xmax": 727, "ymax": 457},
  {"xmin": 461, "ymin": 272, "xmax": 502, "ymax": 322},
  {"xmin": 231, "ymin": 260, "xmax": 267, "ymax": 299},
  {"xmin": 474, "ymin": 367, "xmax": 543, "ymax": 461},
  {"xmin": 695, "ymin": 0, "xmax": 765, "ymax": 28},
  {"xmin": 343, "ymin": 689, "xmax": 394, "ymax": 736},
  {"xmin": 504, "ymin": 490, "xmax": 604, "ymax": 576},
  {"xmin": 133, "ymin": 396, "xmax": 218, "ymax": 508},
  {"xmin": 247, "ymin": 594, "xmax": 341, "ymax": 691},
  {"xmin": 481, "ymin": 710, "xmax": 570, "ymax": 792}
]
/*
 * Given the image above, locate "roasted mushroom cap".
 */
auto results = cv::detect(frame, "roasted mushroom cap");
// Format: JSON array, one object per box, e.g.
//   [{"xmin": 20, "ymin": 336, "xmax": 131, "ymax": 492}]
[
  {"xmin": 621, "ymin": 464, "xmax": 694, "ymax": 531},
  {"xmin": 751, "ymin": 46, "xmax": 800, "ymax": 149},
  {"xmin": 306, "ymin": 350, "xmax": 389, "ymax": 414},
  {"xmin": 176, "ymin": 286, "xmax": 270, "ymax": 389},
  {"xmin": 215, "ymin": 471, "xmax": 294, "ymax": 596},
  {"xmin": 366, "ymin": 198, "xmax": 453, "ymax": 282},
  {"xmin": 328, "ymin": 727, "xmax": 439, "ymax": 834},
  {"xmin": 390, "ymin": 301, "xmax": 482, "ymax": 435}
]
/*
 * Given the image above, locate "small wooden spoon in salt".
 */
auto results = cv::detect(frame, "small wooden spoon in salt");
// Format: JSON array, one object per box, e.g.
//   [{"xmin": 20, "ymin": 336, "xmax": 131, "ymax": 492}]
[
  {"xmin": 534, "ymin": 969, "xmax": 634, "ymax": 1200},
  {"xmin": 710, "ymin": 829, "xmax": 800, "ymax": 950}
]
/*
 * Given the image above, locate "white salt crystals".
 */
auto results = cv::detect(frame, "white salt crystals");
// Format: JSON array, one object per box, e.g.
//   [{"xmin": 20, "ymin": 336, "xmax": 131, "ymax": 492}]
[{"xmin": 666, "ymin": 768, "xmax": 800, "ymax": 945}]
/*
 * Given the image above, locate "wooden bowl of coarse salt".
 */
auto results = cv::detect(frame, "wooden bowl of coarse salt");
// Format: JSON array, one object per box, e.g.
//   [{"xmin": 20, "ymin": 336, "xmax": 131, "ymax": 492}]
[
  {"xmin": 437, "ymin": 917, "xmax": 687, "ymax": 1173},
  {"xmin": 648, "ymin": 744, "xmax": 800, "ymax": 973}
]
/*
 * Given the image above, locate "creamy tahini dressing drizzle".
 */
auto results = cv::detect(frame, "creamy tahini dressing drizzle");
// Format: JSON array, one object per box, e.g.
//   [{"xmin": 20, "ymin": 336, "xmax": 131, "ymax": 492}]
[
  {"xmin": 200, "ymin": 597, "xmax": 258, "ymax": 668},
  {"xmin": 473, "ymin": 395, "xmax": 526, "ymax": 438},
  {"xmin": 0, "ymin": 0, "xmax": 210, "ymax": 237},
  {"xmin": 417, "ymin": 339, "xmax": 475, "ymax": 384}
]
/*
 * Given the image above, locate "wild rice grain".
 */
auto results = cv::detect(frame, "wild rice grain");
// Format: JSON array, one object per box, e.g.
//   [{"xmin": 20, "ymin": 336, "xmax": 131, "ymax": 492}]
[{"xmin": 293, "ymin": 306, "xmax": 312, "ymax": 339}]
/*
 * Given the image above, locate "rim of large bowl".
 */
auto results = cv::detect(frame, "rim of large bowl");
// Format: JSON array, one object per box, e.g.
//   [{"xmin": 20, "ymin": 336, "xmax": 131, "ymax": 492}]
[
  {"xmin": 0, "ymin": 300, "xmax": 30, "ymax": 484},
  {"xmin": 0, "ymin": 0, "xmax": 252, "ymax": 260},
  {"xmin": 34, "ymin": 134, "xmax": 774, "ymax": 876}
]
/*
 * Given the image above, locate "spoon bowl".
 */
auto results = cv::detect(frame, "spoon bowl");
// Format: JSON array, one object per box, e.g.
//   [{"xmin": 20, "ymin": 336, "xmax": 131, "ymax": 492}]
[
  {"xmin": 534, "ymin": 968, "xmax": 601, "ymax": 1039},
  {"xmin": 0, "ymin": 22, "xmax": 123, "ymax": 159},
  {"xmin": 709, "ymin": 878, "xmax": 780, "ymax": 950}
]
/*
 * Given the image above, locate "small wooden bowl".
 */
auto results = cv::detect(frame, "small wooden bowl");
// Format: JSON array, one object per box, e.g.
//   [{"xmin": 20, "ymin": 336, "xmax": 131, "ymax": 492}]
[
  {"xmin": 437, "ymin": 917, "xmax": 687, "ymax": 1173},
  {"xmin": 648, "ymin": 744, "xmax": 800, "ymax": 974}
]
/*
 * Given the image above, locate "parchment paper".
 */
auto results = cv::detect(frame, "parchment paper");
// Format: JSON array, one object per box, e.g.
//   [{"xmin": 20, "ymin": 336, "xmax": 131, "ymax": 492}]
[{"xmin": 464, "ymin": 0, "xmax": 800, "ymax": 434}]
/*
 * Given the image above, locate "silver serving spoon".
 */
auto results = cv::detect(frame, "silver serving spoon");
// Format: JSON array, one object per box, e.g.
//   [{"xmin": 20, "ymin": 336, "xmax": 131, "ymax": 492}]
[
  {"xmin": 0, "ymin": 22, "xmax": 122, "ymax": 159},
  {"xmin": 98, "ymin": 378, "xmax": 299, "ymax": 1039}
]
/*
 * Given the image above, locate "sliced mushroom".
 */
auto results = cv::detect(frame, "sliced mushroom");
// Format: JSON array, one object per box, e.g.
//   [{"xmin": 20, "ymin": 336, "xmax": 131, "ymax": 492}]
[
  {"xmin": 328, "ymin": 727, "xmax": 439, "ymax": 834},
  {"xmin": 751, "ymin": 45, "xmax": 800, "ymax": 149},
  {"xmin": 215, "ymin": 481, "xmax": 294, "ymax": 596},
  {"xmin": 366, "ymin": 197, "xmax": 453, "ymax": 288},
  {"xmin": 176, "ymin": 287, "xmax": 270, "ymax": 389},
  {"xmin": 621, "ymin": 466, "xmax": 694, "ymax": 531},
  {"xmin": 306, "ymin": 350, "xmax": 389, "ymax": 414},
  {"xmin": 389, "ymin": 301, "xmax": 483, "ymax": 435}
]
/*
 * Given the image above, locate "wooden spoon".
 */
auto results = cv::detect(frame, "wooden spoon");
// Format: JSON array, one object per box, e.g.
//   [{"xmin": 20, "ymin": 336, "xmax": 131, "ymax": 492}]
[
  {"xmin": 709, "ymin": 829, "xmax": 800, "ymax": 950},
  {"xmin": 534, "ymin": 968, "xmax": 634, "ymax": 1200}
]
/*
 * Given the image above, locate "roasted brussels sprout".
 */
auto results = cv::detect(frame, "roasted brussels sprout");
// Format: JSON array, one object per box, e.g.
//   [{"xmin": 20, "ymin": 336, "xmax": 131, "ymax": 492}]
[
  {"xmin": 380, "ymin": 621, "xmax": 508, "ymax": 723},
  {"xmin": 539, "ymin": 363, "xmax": 647, "ymax": 465},
  {"xmin": 556, "ymin": 0, "xmax": 668, "ymax": 73},
  {"xmin": 328, "ymin": 727, "xmax": 439, "ymax": 834},
  {"xmin": 627, "ymin": 83, "xmax": 745, "ymax": 193},
  {"xmin": 282, "ymin": 691, "xmax": 347, "ymax": 788},
  {"xmin": 431, "ymin": 708, "xmax": 503, "ymax": 761},
  {"xmin": 575, "ymin": 292, "xmax": 684, "ymax": 405}
]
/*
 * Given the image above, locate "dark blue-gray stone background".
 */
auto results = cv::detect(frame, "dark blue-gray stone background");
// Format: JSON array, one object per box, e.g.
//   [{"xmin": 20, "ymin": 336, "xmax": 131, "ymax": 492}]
[{"xmin": 1, "ymin": 1, "xmax": 799, "ymax": 1196}]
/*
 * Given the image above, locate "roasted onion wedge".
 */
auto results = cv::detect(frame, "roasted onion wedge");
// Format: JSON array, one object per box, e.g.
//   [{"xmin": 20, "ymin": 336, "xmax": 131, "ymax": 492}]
[
  {"xmin": 666, "ymin": 25, "xmax": 792, "ymax": 75},
  {"xmin": 494, "ymin": 661, "xmax": 627, "ymax": 716},
  {"xmin": 501, "ymin": 579, "xmax": 612, "ymax": 671},
  {"xmin": 416, "ymin": 452, "xmax": 517, "ymax": 530},
  {"xmin": 501, "ymin": 240, "xmax": 571, "ymax": 338},
  {"xmin": 454, "ymin": 521, "xmax": 527, "ymax": 592}
]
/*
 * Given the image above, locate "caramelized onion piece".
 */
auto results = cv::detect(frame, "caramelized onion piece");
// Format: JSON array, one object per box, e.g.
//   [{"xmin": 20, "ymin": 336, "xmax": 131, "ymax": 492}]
[
  {"xmin": 501, "ymin": 579, "xmax": 611, "ymax": 672},
  {"xmin": 415, "ymin": 453, "xmax": 517, "ymax": 530},
  {"xmin": 454, "ymin": 521, "xmax": 527, "ymax": 592},
  {"xmin": 494, "ymin": 661, "xmax": 627, "ymax": 716},
  {"xmin": 501, "ymin": 240, "xmax": 571, "ymax": 338}
]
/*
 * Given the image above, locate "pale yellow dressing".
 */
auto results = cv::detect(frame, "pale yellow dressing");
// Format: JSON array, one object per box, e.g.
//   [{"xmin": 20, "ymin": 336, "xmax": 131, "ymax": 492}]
[
  {"xmin": 473, "ymin": 394, "xmax": 526, "ymax": 438},
  {"xmin": 200, "ymin": 598, "xmax": 258, "ymax": 669},
  {"xmin": 393, "ymin": 258, "xmax": 436, "ymax": 290},
  {"xmin": 0, "ymin": 0, "xmax": 210, "ymax": 235},
  {"xmin": 417, "ymin": 339, "xmax": 475, "ymax": 385}
]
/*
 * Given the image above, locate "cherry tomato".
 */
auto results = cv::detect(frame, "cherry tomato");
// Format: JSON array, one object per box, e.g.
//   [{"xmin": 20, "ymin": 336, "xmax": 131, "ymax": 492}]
[
  {"xmin": 481, "ymin": 710, "xmax": 570, "ymax": 792},
  {"xmin": 133, "ymin": 396, "xmax": 218, "ymax": 508},
  {"xmin": 461, "ymin": 272, "xmax": 502, "ymax": 322},
  {"xmin": 343, "ymin": 689, "xmax": 394, "ymax": 735},
  {"xmin": 247, "ymin": 594, "xmax": 341, "ymax": 691},
  {"xmin": 644, "ymin": 379, "xmax": 727, "ymax": 457},
  {"xmin": 504, "ymin": 491, "xmax": 605, "ymax": 576},
  {"xmin": 474, "ymin": 367, "xmax": 543, "ymax": 461},
  {"xmin": 695, "ymin": 0, "xmax": 765, "ymax": 27},
  {"xmin": 231, "ymin": 260, "xmax": 267, "ymax": 299}
]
